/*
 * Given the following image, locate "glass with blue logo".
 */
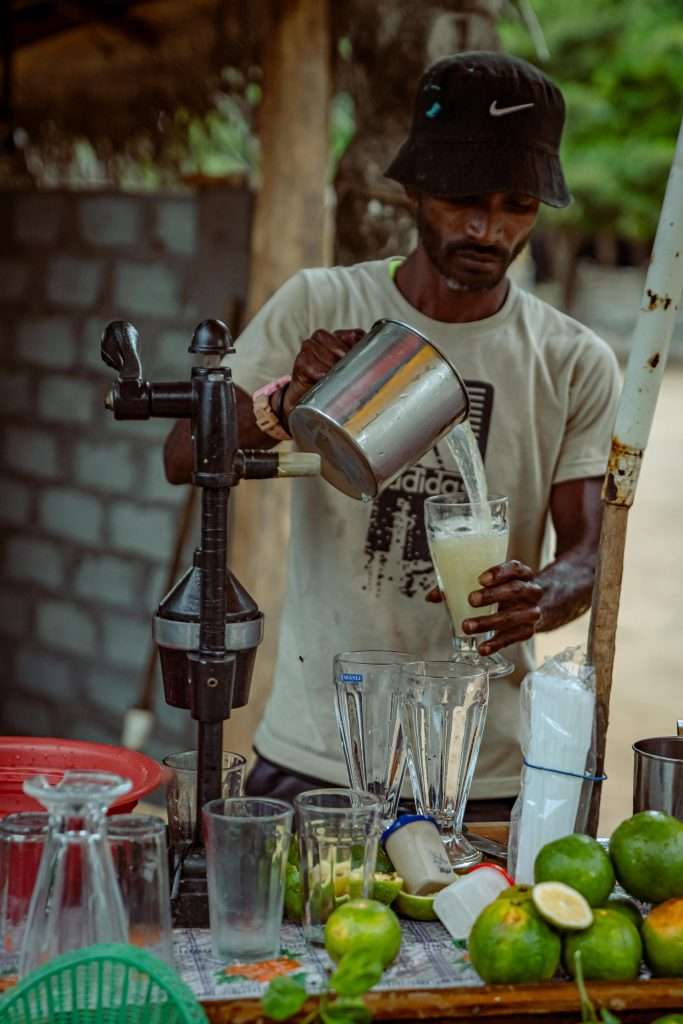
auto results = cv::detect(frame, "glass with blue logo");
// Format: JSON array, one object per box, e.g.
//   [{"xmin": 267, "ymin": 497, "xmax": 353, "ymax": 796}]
[{"xmin": 334, "ymin": 651, "xmax": 418, "ymax": 824}]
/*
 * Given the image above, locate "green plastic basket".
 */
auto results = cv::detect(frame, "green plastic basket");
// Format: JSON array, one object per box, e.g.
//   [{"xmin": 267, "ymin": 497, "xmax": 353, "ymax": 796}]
[{"xmin": 0, "ymin": 944, "xmax": 208, "ymax": 1023}]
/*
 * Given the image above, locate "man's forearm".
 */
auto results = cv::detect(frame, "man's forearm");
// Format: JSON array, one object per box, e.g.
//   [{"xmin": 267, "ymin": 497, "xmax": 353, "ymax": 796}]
[
  {"xmin": 163, "ymin": 385, "xmax": 277, "ymax": 485},
  {"xmin": 535, "ymin": 546, "xmax": 597, "ymax": 633}
]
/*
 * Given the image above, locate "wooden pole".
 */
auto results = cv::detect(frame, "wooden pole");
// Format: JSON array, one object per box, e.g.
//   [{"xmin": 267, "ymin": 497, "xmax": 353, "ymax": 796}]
[
  {"xmin": 587, "ymin": 120, "xmax": 683, "ymax": 833},
  {"xmin": 223, "ymin": 0, "xmax": 332, "ymax": 762}
]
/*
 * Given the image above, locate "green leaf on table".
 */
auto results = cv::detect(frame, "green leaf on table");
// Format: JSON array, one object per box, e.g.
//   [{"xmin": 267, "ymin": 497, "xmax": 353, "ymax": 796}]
[
  {"xmin": 320, "ymin": 995, "xmax": 372, "ymax": 1024},
  {"xmin": 600, "ymin": 1013, "xmax": 621, "ymax": 1024},
  {"xmin": 330, "ymin": 950, "xmax": 383, "ymax": 997},
  {"xmin": 261, "ymin": 975, "xmax": 308, "ymax": 1020}
]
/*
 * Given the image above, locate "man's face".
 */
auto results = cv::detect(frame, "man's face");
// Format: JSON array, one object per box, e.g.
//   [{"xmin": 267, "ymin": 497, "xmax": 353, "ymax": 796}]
[{"xmin": 415, "ymin": 191, "xmax": 540, "ymax": 291}]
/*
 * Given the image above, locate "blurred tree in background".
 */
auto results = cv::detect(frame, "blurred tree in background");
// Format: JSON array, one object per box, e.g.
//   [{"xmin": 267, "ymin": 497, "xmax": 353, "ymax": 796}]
[{"xmin": 501, "ymin": 0, "xmax": 683, "ymax": 245}]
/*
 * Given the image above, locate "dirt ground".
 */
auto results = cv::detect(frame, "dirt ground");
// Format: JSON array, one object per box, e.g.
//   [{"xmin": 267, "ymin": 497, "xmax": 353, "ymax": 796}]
[{"xmin": 536, "ymin": 365, "xmax": 683, "ymax": 836}]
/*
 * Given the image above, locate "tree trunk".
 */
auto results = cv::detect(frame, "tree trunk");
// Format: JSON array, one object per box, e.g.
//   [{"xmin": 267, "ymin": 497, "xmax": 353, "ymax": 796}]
[
  {"xmin": 333, "ymin": 0, "xmax": 504, "ymax": 265},
  {"xmin": 223, "ymin": 0, "xmax": 332, "ymax": 764}
]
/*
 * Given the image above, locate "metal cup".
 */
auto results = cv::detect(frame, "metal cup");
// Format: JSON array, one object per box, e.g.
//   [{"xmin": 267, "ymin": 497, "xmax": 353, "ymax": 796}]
[
  {"xmin": 289, "ymin": 319, "xmax": 469, "ymax": 500},
  {"xmin": 633, "ymin": 736, "xmax": 683, "ymax": 818}
]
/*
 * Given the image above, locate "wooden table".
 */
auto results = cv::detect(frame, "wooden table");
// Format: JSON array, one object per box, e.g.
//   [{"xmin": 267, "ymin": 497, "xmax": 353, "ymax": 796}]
[{"xmin": 199, "ymin": 824, "xmax": 683, "ymax": 1023}]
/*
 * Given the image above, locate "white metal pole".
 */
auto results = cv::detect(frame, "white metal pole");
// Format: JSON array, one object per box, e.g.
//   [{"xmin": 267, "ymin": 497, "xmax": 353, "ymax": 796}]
[
  {"xmin": 587, "ymin": 119, "xmax": 683, "ymax": 832},
  {"xmin": 604, "ymin": 119, "xmax": 683, "ymax": 508}
]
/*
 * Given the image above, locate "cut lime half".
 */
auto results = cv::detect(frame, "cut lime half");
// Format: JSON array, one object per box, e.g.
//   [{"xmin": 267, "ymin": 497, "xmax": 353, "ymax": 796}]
[{"xmin": 532, "ymin": 881, "xmax": 593, "ymax": 932}]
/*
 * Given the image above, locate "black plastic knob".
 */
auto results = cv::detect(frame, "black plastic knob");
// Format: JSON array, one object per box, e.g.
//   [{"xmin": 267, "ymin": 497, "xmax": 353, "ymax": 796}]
[{"xmin": 189, "ymin": 319, "xmax": 233, "ymax": 357}]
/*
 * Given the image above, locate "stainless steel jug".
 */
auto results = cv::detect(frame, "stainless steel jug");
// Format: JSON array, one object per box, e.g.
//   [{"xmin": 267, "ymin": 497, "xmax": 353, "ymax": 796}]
[
  {"xmin": 633, "ymin": 734, "xmax": 683, "ymax": 819},
  {"xmin": 288, "ymin": 319, "xmax": 470, "ymax": 500}
]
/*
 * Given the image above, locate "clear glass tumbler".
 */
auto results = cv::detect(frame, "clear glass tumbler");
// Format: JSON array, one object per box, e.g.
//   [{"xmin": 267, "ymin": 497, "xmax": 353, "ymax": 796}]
[
  {"xmin": 0, "ymin": 813, "xmax": 48, "ymax": 973},
  {"xmin": 19, "ymin": 771, "xmax": 132, "ymax": 976},
  {"xmin": 203, "ymin": 797, "xmax": 293, "ymax": 963},
  {"xmin": 107, "ymin": 814, "xmax": 174, "ymax": 966},
  {"xmin": 399, "ymin": 660, "xmax": 489, "ymax": 870},
  {"xmin": 294, "ymin": 789, "xmax": 381, "ymax": 946},
  {"xmin": 163, "ymin": 750, "xmax": 246, "ymax": 848},
  {"xmin": 334, "ymin": 651, "xmax": 417, "ymax": 825}
]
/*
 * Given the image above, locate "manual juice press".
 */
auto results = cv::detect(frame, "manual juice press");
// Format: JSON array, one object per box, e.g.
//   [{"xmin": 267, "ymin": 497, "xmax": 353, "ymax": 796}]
[{"xmin": 100, "ymin": 318, "xmax": 318, "ymax": 926}]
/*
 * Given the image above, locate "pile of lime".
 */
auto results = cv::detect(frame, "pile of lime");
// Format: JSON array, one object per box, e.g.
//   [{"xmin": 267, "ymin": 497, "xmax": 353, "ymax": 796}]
[
  {"xmin": 283, "ymin": 842, "xmax": 405, "ymax": 923},
  {"xmin": 469, "ymin": 810, "xmax": 683, "ymax": 985}
]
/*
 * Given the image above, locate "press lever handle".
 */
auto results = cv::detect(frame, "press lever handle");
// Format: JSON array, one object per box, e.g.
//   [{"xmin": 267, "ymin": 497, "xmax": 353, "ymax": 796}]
[{"xmin": 101, "ymin": 321, "xmax": 143, "ymax": 382}]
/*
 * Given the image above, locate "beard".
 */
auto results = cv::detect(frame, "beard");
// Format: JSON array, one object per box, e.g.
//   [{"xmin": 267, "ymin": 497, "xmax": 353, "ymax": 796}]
[{"xmin": 417, "ymin": 203, "xmax": 531, "ymax": 292}]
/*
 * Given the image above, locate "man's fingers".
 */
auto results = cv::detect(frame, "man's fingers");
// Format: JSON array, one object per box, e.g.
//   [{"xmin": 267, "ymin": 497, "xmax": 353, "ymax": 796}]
[
  {"xmin": 478, "ymin": 559, "xmax": 535, "ymax": 586},
  {"xmin": 469, "ymin": 579, "xmax": 542, "ymax": 608},
  {"xmin": 479, "ymin": 625, "xmax": 536, "ymax": 656},
  {"xmin": 463, "ymin": 605, "xmax": 541, "ymax": 635},
  {"xmin": 333, "ymin": 328, "xmax": 366, "ymax": 349}
]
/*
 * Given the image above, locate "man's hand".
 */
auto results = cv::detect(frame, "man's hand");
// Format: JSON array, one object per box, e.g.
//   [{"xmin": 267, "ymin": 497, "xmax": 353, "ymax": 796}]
[
  {"xmin": 462, "ymin": 560, "xmax": 542, "ymax": 655},
  {"xmin": 426, "ymin": 560, "xmax": 542, "ymax": 656},
  {"xmin": 282, "ymin": 328, "xmax": 365, "ymax": 423}
]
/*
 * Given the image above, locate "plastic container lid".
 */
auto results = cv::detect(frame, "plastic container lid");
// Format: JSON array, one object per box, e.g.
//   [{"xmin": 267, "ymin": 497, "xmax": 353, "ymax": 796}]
[{"xmin": 381, "ymin": 813, "xmax": 438, "ymax": 847}]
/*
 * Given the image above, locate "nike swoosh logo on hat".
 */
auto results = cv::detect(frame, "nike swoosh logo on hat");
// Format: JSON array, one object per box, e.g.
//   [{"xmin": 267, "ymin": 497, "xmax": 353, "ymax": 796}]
[{"xmin": 489, "ymin": 100, "xmax": 535, "ymax": 117}]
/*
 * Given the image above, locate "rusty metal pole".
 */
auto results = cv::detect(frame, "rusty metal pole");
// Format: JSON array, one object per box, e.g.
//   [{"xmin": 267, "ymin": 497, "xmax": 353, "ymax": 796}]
[{"xmin": 587, "ymin": 119, "xmax": 683, "ymax": 834}]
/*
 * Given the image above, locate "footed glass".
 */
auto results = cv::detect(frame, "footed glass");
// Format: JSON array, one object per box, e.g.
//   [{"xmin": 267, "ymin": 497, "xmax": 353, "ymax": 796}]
[
  {"xmin": 425, "ymin": 495, "xmax": 513, "ymax": 679},
  {"xmin": 399, "ymin": 660, "xmax": 488, "ymax": 870},
  {"xmin": 334, "ymin": 650, "xmax": 417, "ymax": 825}
]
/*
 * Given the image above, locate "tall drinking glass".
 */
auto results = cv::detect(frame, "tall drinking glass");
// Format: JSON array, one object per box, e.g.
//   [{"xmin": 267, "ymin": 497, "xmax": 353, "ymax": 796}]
[
  {"xmin": 334, "ymin": 651, "xmax": 417, "ymax": 824},
  {"xmin": 399, "ymin": 661, "xmax": 488, "ymax": 869},
  {"xmin": 294, "ymin": 789, "xmax": 381, "ymax": 946},
  {"xmin": 203, "ymin": 797, "xmax": 293, "ymax": 962},
  {"xmin": 425, "ymin": 495, "xmax": 512, "ymax": 679}
]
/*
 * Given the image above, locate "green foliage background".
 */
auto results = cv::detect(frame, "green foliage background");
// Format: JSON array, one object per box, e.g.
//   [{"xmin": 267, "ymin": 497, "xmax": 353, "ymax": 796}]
[{"xmin": 499, "ymin": 0, "xmax": 683, "ymax": 240}]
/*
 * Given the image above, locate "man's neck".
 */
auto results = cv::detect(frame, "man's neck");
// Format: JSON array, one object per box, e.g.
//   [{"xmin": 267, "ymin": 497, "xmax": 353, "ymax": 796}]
[{"xmin": 394, "ymin": 247, "xmax": 509, "ymax": 323}]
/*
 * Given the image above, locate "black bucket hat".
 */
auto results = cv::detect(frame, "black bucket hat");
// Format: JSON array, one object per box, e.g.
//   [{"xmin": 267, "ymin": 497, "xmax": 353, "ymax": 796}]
[{"xmin": 385, "ymin": 51, "xmax": 571, "ymax": 208}]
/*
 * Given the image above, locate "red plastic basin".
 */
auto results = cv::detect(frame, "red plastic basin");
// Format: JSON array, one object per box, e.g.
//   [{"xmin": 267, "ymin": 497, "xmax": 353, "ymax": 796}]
[{"xmin": 0, "ymin": 737, "xmax": 165, "ymax": 816}]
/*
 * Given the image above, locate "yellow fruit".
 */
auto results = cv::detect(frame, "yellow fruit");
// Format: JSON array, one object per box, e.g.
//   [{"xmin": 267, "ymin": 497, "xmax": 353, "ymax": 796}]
[
  {"xmin": 324, "ymin": 898, "xmax": 402, "ymax": 966},
  {"xmin": 532, "ymin": 881, "xmax": 593, "ymax": 932},
  {"xmin": 610, "ymin": 811, "xmax": 683, "ymax": 904},
  {"xmin": 534, "ymin": 834, "xmax": 614, "ymax": 907},
  {"xmin": 468, "ymin": 899, "xmax": 561, "ymax": 984},
  {"xmin": 348, "ymin": 870, "xmax": 404, "ymax": 905},
  {"xmin": 394, "ymin": 890, "xmax": 438, "ymax": 921},
  {"xmin": 643, "ymin": 898, "xmax": 683, "ymax": 977},
  {"xmin": 563, "ymin": 908, "xmax": 642, "ymax": 982}
]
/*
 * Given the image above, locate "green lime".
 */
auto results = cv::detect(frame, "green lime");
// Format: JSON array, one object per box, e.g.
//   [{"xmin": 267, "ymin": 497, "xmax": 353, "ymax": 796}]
[
  {"xmin": 468, "ymin": 899, "xmax": 561, "ymax": 985},
  {"xmin": 376, "ymin": 847, "xmax": 395, "ymax": 874},
  {"xmin": 603, "ymin": 895, "xmax": 643, "ymax": 932},
  {"xmin": 643, "ymin": 898, "xmax": 683, "ymax": 977},
  {"xmin": 651, "ymin": 1017, "xmax": 683, "ymax": 1023},
  {"xmin": 534, "ymin": 834, "xmax": 614, "ymax": 907},
  {"xmin": 532, "ymin": 881, "xmax": 593, "ymax": 931},
  {"xmin": 284, "ymin": 862, "xmax": 303, "ymax": 921},
  {"xmin": 496, "ymin": 884, "xmax": 534, "ymax": 903},
  {"xmin": 563, "ymin": 908, "xmax": 642, "ymax": 981},
  {"xmin": 324, "ymin": 898, "xmax": 402, "ymax": 967},
  {"xmin": 610, "ymin": 811, "xmax": 683, "ymax": 904},
  {"xmin": 394, "ymin": 889, "xmax": 438, "ymax": 921},
  {"xmin": 349, "ymin": 870, "xmax": 404, "ymax": 905}
]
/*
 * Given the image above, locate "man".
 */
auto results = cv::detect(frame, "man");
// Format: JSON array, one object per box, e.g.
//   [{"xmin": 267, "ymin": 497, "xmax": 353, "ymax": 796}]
[{"xmin": 165, "ymin": 52, "xmax": 620, "ymax": 820}]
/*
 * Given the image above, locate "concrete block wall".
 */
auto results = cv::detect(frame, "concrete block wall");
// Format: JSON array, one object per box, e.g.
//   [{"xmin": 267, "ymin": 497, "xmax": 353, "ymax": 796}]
[{"xmin": 0, "ymin": 186, "xmax": 252, "ymax": 762}]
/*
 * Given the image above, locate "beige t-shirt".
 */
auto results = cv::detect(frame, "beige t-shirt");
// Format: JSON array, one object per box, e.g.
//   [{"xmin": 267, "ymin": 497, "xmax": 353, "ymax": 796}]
[{"xmin": 225, "ymin": 258, "xmax": 620, "ymax": 799}]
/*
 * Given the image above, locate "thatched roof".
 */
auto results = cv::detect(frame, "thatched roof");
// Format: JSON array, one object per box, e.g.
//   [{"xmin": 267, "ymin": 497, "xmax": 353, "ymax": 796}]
[{"xmin": 11, "ymin": 0, "xmax": 268, "ymax": 146}]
